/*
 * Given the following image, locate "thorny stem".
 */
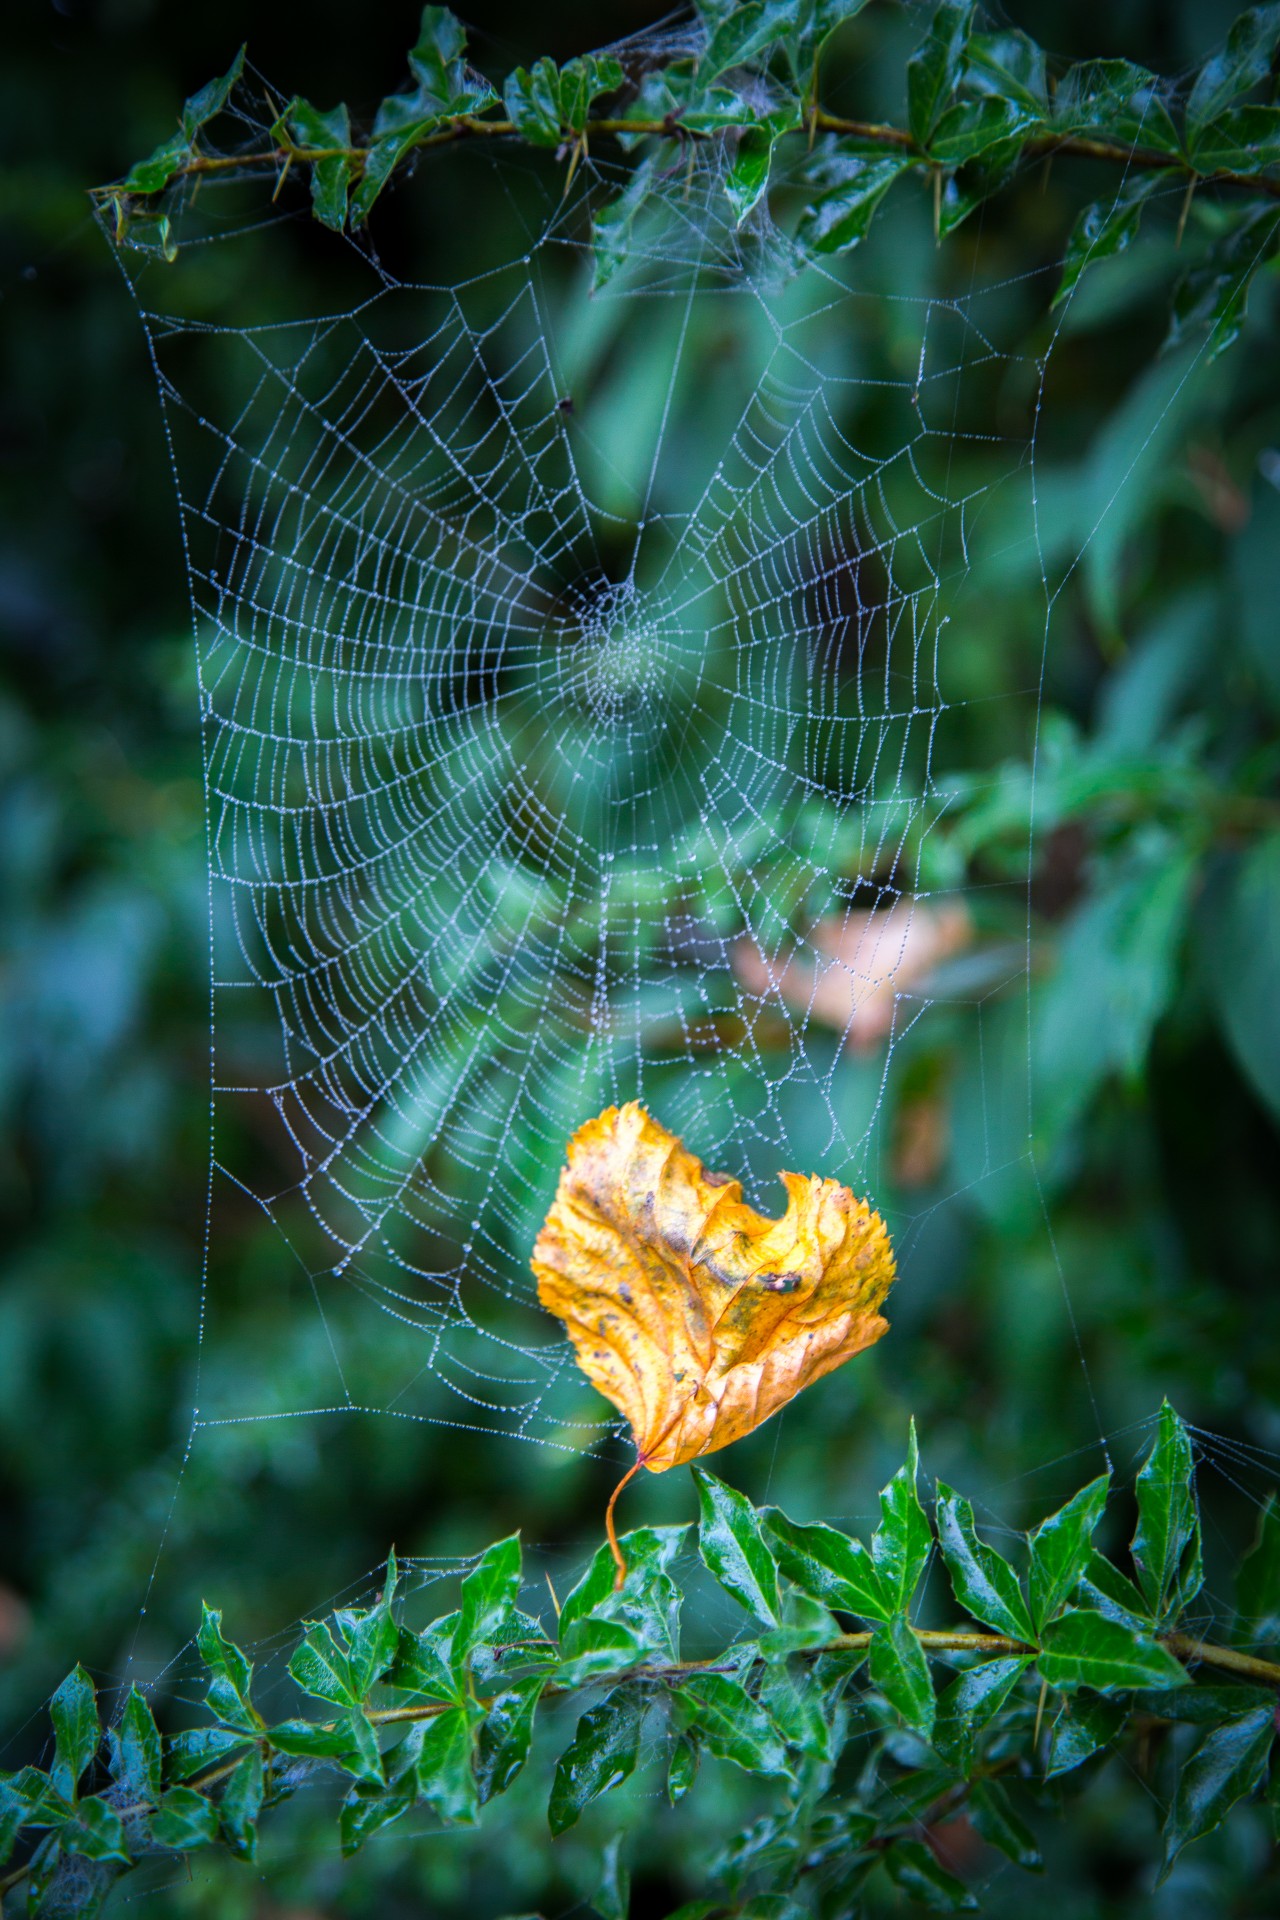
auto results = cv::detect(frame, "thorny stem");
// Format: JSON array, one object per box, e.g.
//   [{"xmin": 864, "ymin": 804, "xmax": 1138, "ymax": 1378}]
[
  {"xmin": 93, "ymin": 110, "xmax": 1280, "ymax": 209},
  {"xmin": 3, "ymin": 1624, "xmax": 1280, "ymax": 1903}
]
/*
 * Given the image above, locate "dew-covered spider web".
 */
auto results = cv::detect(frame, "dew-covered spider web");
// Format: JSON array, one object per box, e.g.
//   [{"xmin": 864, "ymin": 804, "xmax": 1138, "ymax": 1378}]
[{"xmin": 101, "ymin": 54, "xmax": 1192, "ymax": 1482}]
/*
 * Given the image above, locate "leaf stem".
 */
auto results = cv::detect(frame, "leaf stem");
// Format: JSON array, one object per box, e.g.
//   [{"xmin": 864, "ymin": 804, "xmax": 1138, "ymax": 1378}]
[{"xmin": 605, "ymin": 1457, "xmax": 644, "ymax": 1590}]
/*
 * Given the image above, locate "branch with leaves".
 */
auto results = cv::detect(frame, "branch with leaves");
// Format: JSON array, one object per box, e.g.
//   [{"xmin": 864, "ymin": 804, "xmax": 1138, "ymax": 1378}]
[
  {"xmin": 100, "ymin": 3, "xmax": 1280, "ymax": 345},
  {"xmin": 4, "ymin": 1403, "xmax": 1279, "ymax": 1917}
]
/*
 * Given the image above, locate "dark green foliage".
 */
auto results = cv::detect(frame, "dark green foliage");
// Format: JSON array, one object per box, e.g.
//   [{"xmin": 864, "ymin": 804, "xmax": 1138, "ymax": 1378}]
[{"xmin": 6, "ymin": 1410, "xmax": 1280, "ymax": 1913}]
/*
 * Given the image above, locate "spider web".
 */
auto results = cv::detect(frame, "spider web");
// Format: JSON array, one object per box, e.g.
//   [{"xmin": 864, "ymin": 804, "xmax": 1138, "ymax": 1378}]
[{"xmin": 106, "ymin": 76, "xmax": 1078, "ymax": 1467}]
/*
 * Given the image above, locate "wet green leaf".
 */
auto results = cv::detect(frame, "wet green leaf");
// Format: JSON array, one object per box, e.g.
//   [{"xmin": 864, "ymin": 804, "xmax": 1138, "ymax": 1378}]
[
  {"xmin": 457, "ymin": 1535, "xmax": 523, "ymax": 1665},
  {"xmin": 549, "ymin": 1683, "xmax": 647, "ymax": 1834},
  {"xmin": 1028, "ymin": 1474, "xmax": 1111, "ymax": 1632},
  {"xmin": 476, "ymin": 1677, "xmax": 545, "ymax": 1803},
  {"xmin": 594, "ymin": 1831, "xmax": 631, "ymax": 1920},
  {"xmin": 198, "ymin": 1603, "xmax": 257, "ymax": 1730},
  {"xmin": 150, "ymin": 1785, "xmax": 221, "ymax": 1853},
  {"xmin": 674, "ymin": 1675, "xmax": 791, "ymax": 1777},
  {"xmin": 416, "ymin": 1703, "xmax": 481, "ymax": 1825},
  {"xmin": 763, "ymin": 1509, "xmax": 891, "ymax": 1622},
  {"xmin": 694, "ymin": 1467, "xmax": 781, "ymax": 1623},
  {"xmin": 871, "ymin": 1421, "xmax": 933, "ymax": 1613},
  {"xmin": 1133, "ymin": 1401, "xmax": 1203, "ymax": 1624},
  {"xmin": 933, "ymin": 1656, "xmax": 1033, "ymax": 1772},
  {"xmin": 1186, "ymin": 6, "xmax": 1280, "ymax": 141},
  {"xmin": 1045, "ymin": 1694, "xmax": 1126, "ymax": 1777},
  {"xmin": 935, "ymin": 1483, "xmax": 1034, "ymax": 1641},
  {"xmin": 970, "ymin": 1777, "xmax": 1042, "ymax": 1869},
  {"xmin": 1038, "ymin": 1610, "xmax": 1188, "ymax": 1692},
  {"xmin": 50, "ymin": 1666, "xmax": 98, "ymax": 1802},
  {"xmin": 1161, "ymin": 1705, "xmax": 1276, "ymax": 1879},
  {"xmin": 1052, "ymin": 178, "xmax": 1158, "ymax": 308},
  {"xmin": 906, "ymin": 3, "xmax": 974, "ymax": 145},
  {"xmin": 116, "ymin": 1688, "xmax": 162, "ymax": 1807},
  {"xmin": 869, "ymin": 1615, "xmax": 935, "ymax": 1740},
  {"xmin": 289, "ymin": 1619, "xmax": 358, "ymax": 1709},
  {"xmin": 796, "ymin": 153, "xmax": 911, "ymax": 255},
  {"xmin": 283, "ymin": 98, "xmax": 353, "ymax": 231},
  {"xmin": 1236, "ymin": 1492, "xmax": 1280, "ymax": 1644},
  {"xmin": 884, "ymin": 1836, "xmax": 978, "ymax": 1910},
  {"xmin": 218, "ymin": 1748, "xmax": 264, "ymax": 1861},
  {"xmin": 62, "ymin": 1794, "xmax": 130, "ymax": 1866}
]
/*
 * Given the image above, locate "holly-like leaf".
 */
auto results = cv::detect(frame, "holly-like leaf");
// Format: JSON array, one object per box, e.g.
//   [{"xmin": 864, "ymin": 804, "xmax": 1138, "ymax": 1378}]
[
  {"xmin": 594, "ymin": 1832, "xmax": 631, "ymax": 1920},
  {"xmin": 180, "ymin": 46, "xmax": 246, "ymax": 139},
  {"xmin": 0, "ymin": 1778, "xmax": 26, "ymax": 1866},
  {"xmin": 884, "ymin": 1836, "xmax": 978, "ymax": 1911},
  {"xmin": 871, "ymin": 1421, "xmax": 932, "ymax": 1613},
  {"xmin": 503, "ymin": 58, "xmax": 565, "ymax": 148},
  {"xmin": 283, "ymin": 98, "xmax": 353, "ymax": 231},
  {"xmin": 928, "ymin": 96, "xmax": 1035, "ymax": 164},
  {"xmin": 970, "ymin": 1777, "xmax": 1042, "ymax": 1870},
  {"xmin": 935, "ymin": 1484, "xmax": 1035, "ymax": 1642},
  {"xmin": 796, "ymin": 154, "xmax": 912, "ymax": 256},
  {"xmin": 694, "ymin": 1467, "xmax": 781, "ymax": 1624},
  {"xmin": 763, "ymin": 1509, "xmax": 892, "ymax": 1622},
  {"xmin": 869, "ymin": 1615, "xmax": 935, "ymax": 1739},
  {"xmin": 906, "ymin": 3, "xmax": 974, "ymax": 146},
  {"xmin": 164, "ymin": 1726, "xmax": 249, "ymax": 1783},
  {"xmin": 1037, "ymin": 1610, "xmax": 1188, "ymax": 1692},
  {"xmin": 115, "ymin": 1689, "xmax": 162, "ymax": 1807},
  {"xmin": 1045, "ymin": 1694, "xmax": 1126, "ymax": 1777},
  {"xmin": 1132, "ymin": 1401, "xmax": 1203, "ymax": 1624},
  {"xmin": 1028, "ymin": 1474, "xmax": 1111, "ymax": 1632},
  {"xmin": 1052, "ymin": 176, "xmax": 1158, "ymax": 309},
  {"xmin": 61, "ymin": 1794, "xmax": 130, "ymax": 1866},
  {"xmin": 533, "ymin": 1103, "xmax": 894, "ymax": 1471},
  {"xmin": 667, "ymin": 1734, "xmax": 699, "ymax": 1804},
  {"xmin": 966, "ymin": 28, "xmax": 1048, "ymax": 111},
  {"xmin": 549, "ymin": 1683, "xmax": 647, "ymax": 1833},
  {"xmin": 701, "ymin": 1, "xmax": 801, "ymax": 82},
  {"xmin": 386, "ymin": 1614, "xmax": 462, "ymax": 1702},
  {"xmin": 289, "ymin": 1620, "xmax": 358, "ymax": 1709},
  {"xmin": 416, "ymin": 1703, "xmax": 480, "ymax": 1825},
  {"xmin": 559, "ymin": 1524, "xmax": 687, "ymax": 1662},
  {"xmin": 218, "ymin": 1749, "xmax": 264, "ymax": 1861},
  {"xmin": 1186, "ymin": 6, "xmax": 1280, "ymax": 143},
  {"xmin": 1075, "ymin": 1548, "xmax": 1150, "ymax": 1628},
  {"xmin": 933, "ymin": 1655, "xmax": 1033, "ymax": 1773},
  {"xmin": 457, "ymin": 1535, "xmax": 522, "ymax": 1666},
  {"xmin": 673, "ymin": 1674, "xmax": 791, "ymax": 1777},
  {"xmin": 50, "ymin": 1667, "xmax": 99, "ymax": 1802},
  {"xmin": 476, "ymin": 1677, "xmax": 545, "ymax": 1803},
  {"xmin": 339, "ymin": 1782, "xmax": 414, "ymax": 1856},
  {"xmin": 1236, "ymin": 1492, "xmax": 1280, "ymax": 1645},
  {"xmin": 1160, "ymin": 1706, "xmax": 1276, "ymax": 1880},
  {"xmin": 197, "ymin": 1603, "xmax": 258, "ymax": 1731}
]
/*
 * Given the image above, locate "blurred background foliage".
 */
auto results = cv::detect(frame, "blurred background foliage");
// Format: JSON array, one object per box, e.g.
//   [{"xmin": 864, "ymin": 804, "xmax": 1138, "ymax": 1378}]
[{"xmin": 3, "ymin": 0, "xmax": 1280, "ymax": 1914}]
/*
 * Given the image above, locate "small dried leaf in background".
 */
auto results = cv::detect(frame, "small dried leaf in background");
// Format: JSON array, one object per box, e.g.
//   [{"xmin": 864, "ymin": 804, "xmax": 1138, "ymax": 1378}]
[
  {"xmin": 734, "ymin": 900, "xmax": 972, "ymax": 1050},
  {"xmin": 533, "ymin": 1102, "xmax": 895, "ymax": 1471}
]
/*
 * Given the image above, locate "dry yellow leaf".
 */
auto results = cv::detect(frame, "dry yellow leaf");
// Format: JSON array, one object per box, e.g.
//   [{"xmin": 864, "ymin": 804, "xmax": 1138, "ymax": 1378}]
[{"xmin": 532, "ymin": 1101, "xmax": 895, "ymax": 1476}]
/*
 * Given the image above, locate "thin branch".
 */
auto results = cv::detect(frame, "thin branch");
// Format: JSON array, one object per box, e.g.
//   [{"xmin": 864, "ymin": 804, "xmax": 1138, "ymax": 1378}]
[{"xmin": 92, "ymin": 110, "xmax": 1280, "ymax": 207}]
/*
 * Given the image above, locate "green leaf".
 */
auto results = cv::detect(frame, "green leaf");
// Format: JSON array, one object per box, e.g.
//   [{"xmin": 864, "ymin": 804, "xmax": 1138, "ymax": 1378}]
[
  {"xmin": 0, "ymin": 1779, "xmax": 25, "ymax": 1866},
  {"xmin": 1168, "ymin": 206, "xmax": 1280, "ymax": 357},
  {"xmin": 928, "ymin": 96, "xmax": 1035, "ymax": 164},
  {"xmin": 883, "ymin": 1836, "xmax": 978, "ymax": 1911},
  {"xmin": 1054, "ymin": 58, "xmax": 1180, "ymax": 152},
  {"xmin": 1052, "ymin": 177, "xmax": 1159, "ymax": 308},
  {"xmin": 936, "ymin": 136, "xmax": 1023, "ymax": 234},
  {"xmin": 1187, "ymin": 6, "xmax": 1280, "ymax": 141},
  {"xmin": 1190, "ymin": 103, "xmax": 1280, "ymax": 171},
  {"xmin": 1133, "ymin": 1401, "xmax": 1203, "ymax": 1624},
  {"xmin": 1236, "ymin": 1492, "xmax": 1280, "ymax": 1644},
  {"xmin": 475, "ymin": 1678, "xmax": 544, "ymax": 1803},
  {"xmin": 702, "ymin": 1, "xmax": 800, "ymax": 82},
  {"xmin": 269, "ymin": 1717, "xmax": 364, "ymax": 1764},
  {"xmin": 594, "ymin": 1831, "xmax": 631, "ymax": 1920},
  {"xmin": 906, "ymin": 3, "xmax": 974, "ymax": 146},
  {"xmin": 871, "ymin": 1420, "xmax": 933, "ymax": 1613},
  {"xmin": 763, "ymin": 1509, "xmax": 892, "ymax": 1622},
  {"xmin": 165, "ymin": 1726, "xmax": 250, "ymax": 1783},
  {"xmin": 121, "ymin": 132, "xmax": 192, "ymax": 197},
  {"xmin": 966, "ymin": 29, "xmax": 1049, "ymax": 111},
  {"xmin": 386, "ymin": 1615, "xmax": 462, "ymax": 1701},
  {"xmin": 796, "ymin": 153, "xmax": 910, "ymax": 256},
  {"xmin": 869, "ymin": 1615, "xmax": 935, "ymax": 1739},
  {"xmin": 289, "ymin": 1619, "xmax": 358, "ymax": 1709},
  {"xmin": 50, "ymin": 1666, "xmax": 98, "ymax": 1801},
  {"xmin": 1045, "ymin": 1694, "xmax": 1126, "ymax": 1777},
  {"xmin": 416, "ymin": 1703, "xmax": 480, "ymax": 1825},
  {"xmin": 556, "ymin": 1616, "xmax": 649, "ymax": 1686},
  {"xmin": 408, "ymin": 6, "xmax": 469, "ymax": 96},
  {"xmin": 1037, "ymin": 1610, "xmax": 1188, "ymax": 1692},
  {"xmin": 339, "ymin": 1782, "xmax": 414, "ymax": 1856},
  {"xmin": 218, "ymin": 1748, "xmax": 264, "ymax": 1861},
  {"xmin": 457, "ymin": 1534, "xmax": 522, "ymax": 1666},
  {"xmin": 558, "ymin": 1525, "xmax": 687, "ymax": 1663},
  {"xmin": 667, "ymin": 1734, "xmax": 699, "ymax": 1804},
  {"xmin": 503, "ymin": 59, "xmax": 564, "ymax": 148},
  {"xmin": 116, "ymin": 1688, "xmax": 162, "ymax": 1806},
  {"xmin": 283, "ymin": 99, "xmax": 353, "ymax": 231},
  {"xmin": 694, "ymin": 1467, "xmax": 781, "ymax": 1624},
  {"xmin": 673, "ymin": 1674, "xmax": 791, "ymax": 1778},
  {"xmin": 726, "ymin": 126, "xmax": 777, "ymax": 225},
  {"xmin": 592, "ymin": 160, "xmax": 656, "ymax": 291},
  {"xmin": 341, "ymin": 1605, "xmax": 401, "ymax": 1703},
  {"xmin": 969, "ymin": 1777, "xmax": 1042, "ymax": 1870},
  {"xmin": 1161, "ymin": 1706, "xmax": 1276, "ymax": 1880},
  {"xmin": 1075, "ymin": 1548, "xmax": 1151, "ymax": 1628},
  {"xmin": 935, "ymin": 1484, "xmax": 1035, "ymax": 1642},
  {"xmin": 549, "ymin": 1683, "xmax": 647, "ymax": 1834},
  {"xmin": 198, "ymin": 1603, "xmax": 257, "ymax": 1730},
  {"xmin": 62, "ymin": 1794, "xmax": 130, "ymax": 1866},
  {"xmin": 180, "ymin": 46, "xmax": 246, "ymax": 138},
  {"xmin": 1028, "ymin": 1474, "xmax": 1111, "ymax": 1632},
  {"xmin": 933, "ymin": 1656, "xmax": 1033, "ymax": 1772}
]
